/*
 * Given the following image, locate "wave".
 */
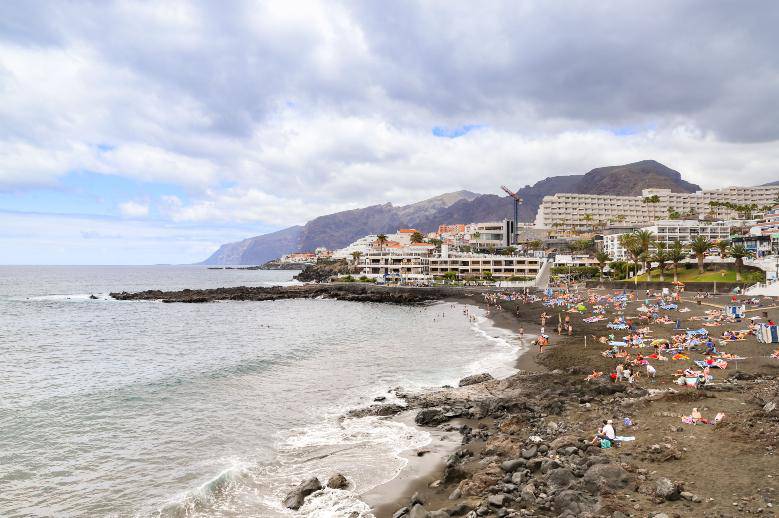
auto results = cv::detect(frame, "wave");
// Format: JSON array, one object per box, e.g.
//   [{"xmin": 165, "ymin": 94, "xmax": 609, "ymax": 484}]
[
  {"xmin": 15, "ymin": 293, "xmax": 112, "ymax": 301},
  {"xmin": 464, "ymin": 310, "xmax": 521, "ymax": 379},
  {"xmin": 155, "ymin": 459, "xmax": 251, "ymax": 517}
]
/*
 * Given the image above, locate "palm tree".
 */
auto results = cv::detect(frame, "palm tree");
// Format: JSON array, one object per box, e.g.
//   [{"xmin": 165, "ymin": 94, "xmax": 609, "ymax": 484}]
[
  {"xmin": 595, "ymin": 251, "xmax": 611, "ymax": 280},
  {"xmin": 618, "ymin": 233, "xmax": 642, "ymax": 279},
  {"xmin": 729, "ymin": 244, "xmax": 753, "ymax": 282},
  {"xmin": 410, "ymin": 231, "xmax": 424, "ymax": 244},
  {"xmin": 376, "ymin": 234, "xmax": 388, "ymax": 252},
  {"xmin": 690, "ymin": 235, "xmax": 712, "ymax": 274},
  {"xmin": 668, "ymin": 240, "xmax": 686, "ymax": 283},
  {"xmin": 652, "ymin": 242, "xmax": 668, "ymax": 282},
  {"xmin": 716, "ymin": 240, "xmax": 730, "ymax": 259},
  {"xmin": 635, "ymin": 230, "xmax": 656, "ymax": 272},
  {"xmin": 350, "ymin": 251, "xmax": 363, "ymax": 272}
]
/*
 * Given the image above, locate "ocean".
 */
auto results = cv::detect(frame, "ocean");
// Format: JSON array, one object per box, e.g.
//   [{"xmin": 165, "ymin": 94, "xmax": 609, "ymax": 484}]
[{"xmin": 0, "ymin": 266, "xmax": 521, "ymax": 517}]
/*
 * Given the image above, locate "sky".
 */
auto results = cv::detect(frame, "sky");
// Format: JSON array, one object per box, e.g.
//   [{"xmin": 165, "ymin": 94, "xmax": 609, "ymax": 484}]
[{"xmin": 1, "ymin": 1, "xmax": 779, "ymax": 264}]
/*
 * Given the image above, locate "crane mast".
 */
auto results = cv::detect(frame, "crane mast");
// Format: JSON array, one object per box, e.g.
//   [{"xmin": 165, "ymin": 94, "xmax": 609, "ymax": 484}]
[{"xmin": 500, "ymin": 186, "xmax": 523, "ymax": 245}]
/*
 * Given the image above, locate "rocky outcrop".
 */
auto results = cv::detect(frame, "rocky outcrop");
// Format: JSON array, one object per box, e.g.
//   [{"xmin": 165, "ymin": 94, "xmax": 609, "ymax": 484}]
[
  {"xmin": 110, "ymin": 284, "xmax": 469, "ymax": 305},
  {"xmin": 326, "ymin": 473, "xmax": 349, "ymax": 490},
  {"xmin": 458, "ymin": 372, "xmax": 494, "ymax": 387},
  {"xmin": 282, "ymin": 477, "xmax": 322, "ymax": 510},
  {"xmin": 294, "ymin": 259, "xmax": 351, "ymax": 282}
]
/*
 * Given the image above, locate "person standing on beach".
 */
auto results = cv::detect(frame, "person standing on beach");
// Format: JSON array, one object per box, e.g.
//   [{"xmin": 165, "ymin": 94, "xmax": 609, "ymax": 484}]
[{"xmin": 518, "ymin": 327, "xmax": 524, "ymax": 339}]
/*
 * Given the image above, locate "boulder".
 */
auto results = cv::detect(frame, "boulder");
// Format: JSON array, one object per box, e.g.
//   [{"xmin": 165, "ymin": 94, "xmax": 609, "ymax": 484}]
[
  {"xmin": 415, "ymin": 409, "xmax": 448, "ymax": 427},
  {"xmin": 511, "ymin": 471, "xmax": 526, "ymax": 485},
  {"xmin": 459, "ymin": 372, "xmax": 494, "ymax": 387},
  {"xmin": 521, "ymin": 445, "xmax": 538, "ymax": 459},
  {"xmin": 546, "ymin": 467, "xmax": 577, "ymax": 491},
  {"xmin": 392, "ymin": 507, "xmax": 409, "ymax": 518},
  {"xmin": 555, "ymin": 489, "xmax": 584, "ymax": 516},
  {"xmin": 283, "ymin": 477, "xmax": 322, "ymax": 510},
  {"xmin": 520, "ymin": 482, "xmax": 537, "ymax": 504},
  {"xmin": 655, "ymin": 477, "xmax": 680, "ymax": 501},
  {"xmin": 327, "ymin": 473, "xmax": 349, "ymax": 490},
  {"xmin": 550, "ymin": 435, "xmax": 579, "ymax": 449},
  {"xmin": 347, "ymin": 404, "xmax": 405, "ymax": 418},
  {"xmin": 488, "ymin": 493, "xmax": 508, "ymax": 507},
  {"xmin": 428, "ymin": 511, "xmax": 449, "ymax": 518},
  {"xmin": 583, "ymin": 464, "xmax": 632, "ymax": 494},
  {"xmin": 500, "ymin": 458, "xmax": 526, "ymax": 473},
  {"xmin": 409, "ymin": 503, "xmax": 428, "ymax": 518}
]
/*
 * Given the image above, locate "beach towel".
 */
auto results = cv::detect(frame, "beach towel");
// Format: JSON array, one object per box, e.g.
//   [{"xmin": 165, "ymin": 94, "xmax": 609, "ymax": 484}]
[{"xmin": 695, "ymin": 359, "xmax": 728, "ymax": 369}]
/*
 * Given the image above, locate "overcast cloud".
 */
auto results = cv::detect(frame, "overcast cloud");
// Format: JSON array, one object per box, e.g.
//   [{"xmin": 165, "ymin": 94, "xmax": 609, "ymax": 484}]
[{"xmin": 1, "ymin": 1, "xmax": 778, "ymax": 263}]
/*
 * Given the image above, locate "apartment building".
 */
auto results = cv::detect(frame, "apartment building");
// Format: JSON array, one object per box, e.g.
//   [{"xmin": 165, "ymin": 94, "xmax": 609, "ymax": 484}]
[
  {"xmin": 535, "ymin": 186, "xmax": 779, "ymax": 229},
  {"xmin": 429, "ymin": 249, "xmax": 541, "ymax": 280},
  {"xmin": 469, "ymin": 220, "xmax": 515, "ymax": 249},
  {"xmin": 359, "ymin": 245, "xmax": 434, "ymax": 278},
  {"xmin": 603, "ymin": 220, "xmax": 731, "ymax": 260}
]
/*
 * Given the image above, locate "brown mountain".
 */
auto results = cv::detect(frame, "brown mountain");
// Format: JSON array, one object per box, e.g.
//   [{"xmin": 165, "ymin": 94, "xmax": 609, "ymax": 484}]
[{"xmin": 201, "ymin": 160, "xmax": 701, "ymax": 265}]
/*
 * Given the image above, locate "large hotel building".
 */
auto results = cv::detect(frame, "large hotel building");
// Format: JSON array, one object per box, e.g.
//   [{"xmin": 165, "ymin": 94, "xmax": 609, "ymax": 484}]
[{"xmin": 535, "ymin": 186, "xmax": 779, "ymax": 230}]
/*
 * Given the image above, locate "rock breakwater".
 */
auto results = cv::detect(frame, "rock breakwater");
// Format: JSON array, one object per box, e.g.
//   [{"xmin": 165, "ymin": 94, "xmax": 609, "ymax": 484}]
[{"xmin": 110, "ymin": 284, "xmax": 475, "ymax": 304}]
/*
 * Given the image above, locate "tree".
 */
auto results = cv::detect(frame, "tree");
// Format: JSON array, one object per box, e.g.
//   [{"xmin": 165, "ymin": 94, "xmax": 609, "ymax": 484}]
[
  {"xmin": 350, "ymin": 251, "xmax": 363, "ymax": 273},
  {"xmin": 376, "ymin": 234, "xmax": 388, "ymax": 252},
  {"xmin": 668, "ymin": 240, "xmax": 686, "ymax": 283},
  {"xmin": 652, "ymin": 242, "xmax": 668, "ymax": 282},
  {"xmin": 483, "ymin": 270, "xmax": 494, "ymax": 282},
  {"xmin": 728, "ymin": 244, "xmax": 753, "ymax": 282},
  {"xmin": 595, "ymin": 251, "xmax": 611, "ymax": 280},
  {"xmin": 690, "ymin": 235, "xmax": 712, "ymax": 274},
  {"xmin": 410, "ymin": 231, "xmax": 424, "ymax": 244},
  {"xmin": 428, "ymin": 238, "xmax": 443, "ymax": 250},
  {"xmin": 618, "ymin": 233, "xmax": 642, "ymax": 279},
  {"xmin": 716, "ymin": 240, "xmax": 730, "ymax": 263},
  {"xmin": 529, "ymin": 239, "xmax": 543, "ymax": 250},
  {"xmin": 503, "ymin": 246, "xmax": 517, "ymax": 255},
  {"xmin": 634, "ymin": 230, "xmax": 656, "ymax": 272},
  {"xmin": 667, "ymin": 207, "xmax": 681, "ymax": 220},
  {"xmin": 572, "ymin": 239, "xmax": 594, "ymax": 253},
  {"xmin": 443, "ymin": 271, "xmax": 458, "ymax": 283}
]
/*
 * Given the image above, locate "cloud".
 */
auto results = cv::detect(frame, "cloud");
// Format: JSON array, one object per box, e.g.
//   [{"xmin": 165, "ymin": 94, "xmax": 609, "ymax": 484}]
[
  {"xmin": 0, "ymin": 210, "xmax": 256, "ymax": 264},
  {"xmin": 118, "ymin": 200, "xmax": 150, "ymax": 218},
  {"xmin": 1, "ymin": 1, "xmax": 779, "ymax": 262}
]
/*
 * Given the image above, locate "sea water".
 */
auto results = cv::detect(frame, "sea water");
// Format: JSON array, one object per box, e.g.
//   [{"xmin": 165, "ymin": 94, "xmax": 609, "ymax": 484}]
[{"xmin": 0, "ymin": 266, "xmax": 522, "ymax": 517}]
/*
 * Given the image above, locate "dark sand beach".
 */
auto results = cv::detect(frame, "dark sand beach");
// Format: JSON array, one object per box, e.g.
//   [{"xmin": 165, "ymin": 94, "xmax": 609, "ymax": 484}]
[{"xmin": 369, "ymin": 287, "xmax": 779, "ymax": 518}]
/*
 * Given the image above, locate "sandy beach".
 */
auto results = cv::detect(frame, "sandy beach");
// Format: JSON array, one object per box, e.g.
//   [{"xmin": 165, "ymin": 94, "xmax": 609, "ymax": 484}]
[{"xmin": 369, "ymin": 286, "xmax": 779, "ymax": 518}]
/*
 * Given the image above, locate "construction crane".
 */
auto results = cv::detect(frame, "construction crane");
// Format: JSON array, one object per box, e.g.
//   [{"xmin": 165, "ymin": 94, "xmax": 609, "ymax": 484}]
[{"xmin": 501, "ymin": 185, "xmax": 523, "ymax": 245}]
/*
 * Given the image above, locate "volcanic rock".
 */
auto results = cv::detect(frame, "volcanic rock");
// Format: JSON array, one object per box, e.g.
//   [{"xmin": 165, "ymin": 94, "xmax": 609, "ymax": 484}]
[{"xmin": 283, "ymin": 477, "xmax": 322, "ymax": 510}]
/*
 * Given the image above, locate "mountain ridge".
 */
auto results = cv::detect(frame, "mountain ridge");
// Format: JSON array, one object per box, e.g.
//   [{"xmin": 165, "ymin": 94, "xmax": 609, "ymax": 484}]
[{"xmin": 202, "ymin": 160, "xmax": 702, "ymax": 265}]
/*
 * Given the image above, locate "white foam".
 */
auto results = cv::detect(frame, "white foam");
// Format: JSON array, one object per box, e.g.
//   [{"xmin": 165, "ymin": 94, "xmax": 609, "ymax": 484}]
[
  {"xmin": 22, "ymin": 293, "xmax": 112, "ymax": 301},
  {"xmin": 297, "ymin": 487, "xmax": 374, "ymax": 517}
]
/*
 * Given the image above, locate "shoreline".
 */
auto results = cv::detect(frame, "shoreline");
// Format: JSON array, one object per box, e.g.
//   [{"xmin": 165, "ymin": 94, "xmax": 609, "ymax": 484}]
[
  {"xmin": 361, "ymin": 290, "xmax": 779, "ymax": 518},
  {"xmin": 363, "ymin": 296, "xmax": 538, "ymax": 518}
]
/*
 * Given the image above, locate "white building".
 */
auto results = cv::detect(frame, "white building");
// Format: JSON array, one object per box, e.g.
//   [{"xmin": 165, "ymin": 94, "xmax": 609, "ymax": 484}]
[
  {"xmin": 359, "ymin": 243, "xmax": 435, "ymax": 279},
  {"xmin": 332, "ymin": 235, "xmax": 378, "ymax": 259},
  {"xmin": 469, "ymin": 220, "xmax": 515, "ymax": 249},
  {"xmin": 553, "ymin": 254, "xmax": 599, "ymax": 268},
  {"xmin": 429, "ymin": 248, "xmax": 542, "ymax": 280},
  {"xmin": 603, "ymin": 220, "xmax": 731, "ymax": 261},
  {"xmin": 536, "ymin": 187, "xmax": 779, "ymax": 230}
]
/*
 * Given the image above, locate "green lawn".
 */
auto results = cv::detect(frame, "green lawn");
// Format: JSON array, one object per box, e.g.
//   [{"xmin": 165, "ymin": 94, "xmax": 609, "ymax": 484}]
[{"xmin": 630, "ymin": 267, "xmax": 763, "ymax": 284}]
